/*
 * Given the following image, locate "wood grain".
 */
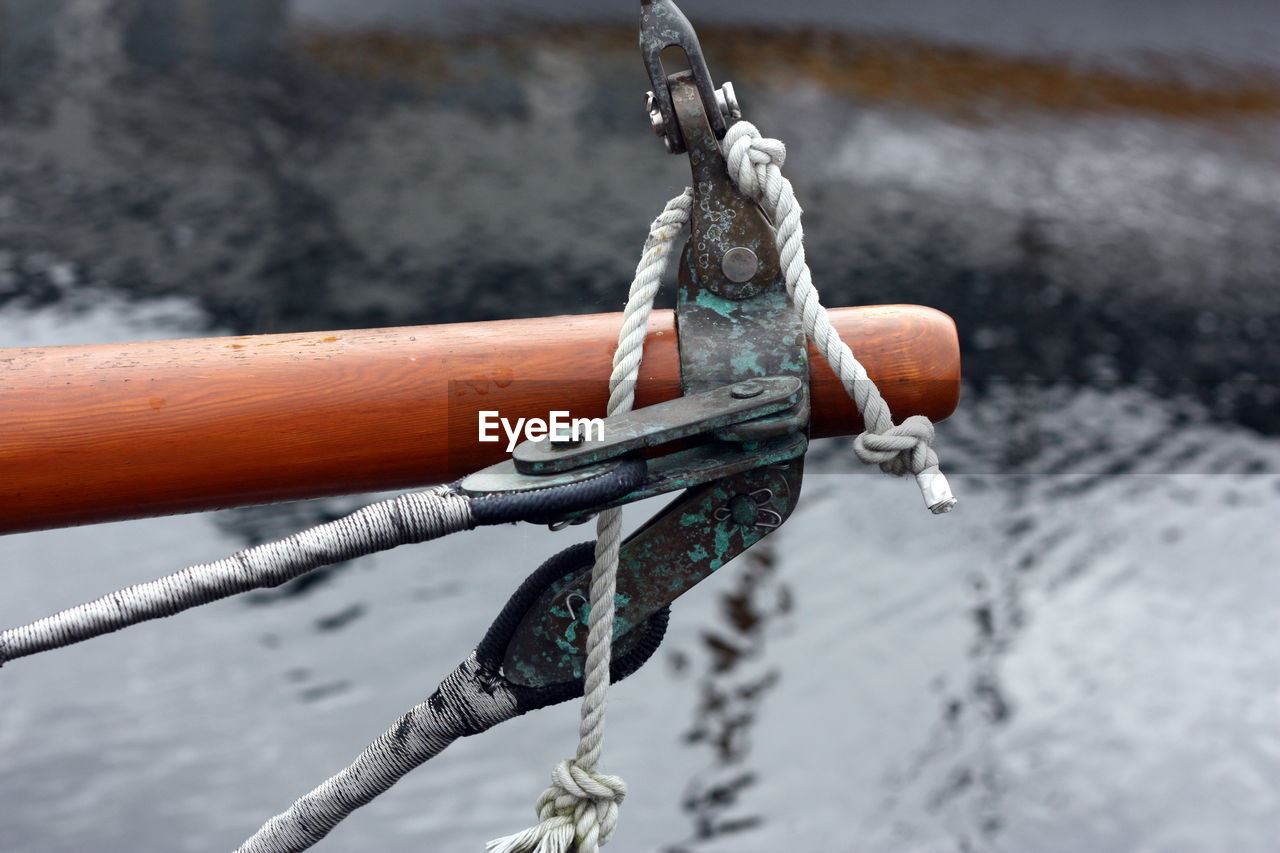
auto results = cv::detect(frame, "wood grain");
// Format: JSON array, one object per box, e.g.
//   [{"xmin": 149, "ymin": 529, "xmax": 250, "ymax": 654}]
[{"xmin": 0, "ymin": 305, "xmax": 959, "ymax": 533}]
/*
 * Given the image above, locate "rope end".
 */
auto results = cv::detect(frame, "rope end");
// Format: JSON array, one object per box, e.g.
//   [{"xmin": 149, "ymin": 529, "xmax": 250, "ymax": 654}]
[
  {"xmin": 915, "ymin": 465, "xmax": 957, "ymax": 514},
  {"xmin": 486, "ymin": 820, "xmax": 574, "ymax": 853}
]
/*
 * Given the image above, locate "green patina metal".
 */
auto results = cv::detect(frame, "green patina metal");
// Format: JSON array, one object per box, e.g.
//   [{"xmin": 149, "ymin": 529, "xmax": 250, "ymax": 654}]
[
  {"xmin": 502, "ymin": 462, "xmax": 802, "ymax": 685},
  {"xmin": 671, "ymin": 72, "xmax": 810, "ymax": 443},
  {"xmin": 513, "ymin": 376, "xmax": 801, "ymax": 474},
  {"xmin": 498, "ymin": 66, "xmax": 811, "ymax": 690},
  {"xmin": 555, "ymin": 431, "xmax": 807, "ymax": 521}
]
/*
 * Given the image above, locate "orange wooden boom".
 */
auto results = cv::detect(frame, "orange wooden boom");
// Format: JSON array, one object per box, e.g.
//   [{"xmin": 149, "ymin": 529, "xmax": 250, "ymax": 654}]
[{"xmin": 0, "ymin": 305, "xmax": 959, "ymax": 534}]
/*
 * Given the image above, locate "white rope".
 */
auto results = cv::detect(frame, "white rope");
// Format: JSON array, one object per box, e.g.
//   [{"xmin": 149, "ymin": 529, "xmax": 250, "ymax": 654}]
[
  {"xmin": 721, "ymin": 121, "xmax": 956, "ymax": 513},
  {"xmin": 493, "ymin": 118, "xmax": 955, "ymax": 853},
  {"xmin": 488, "ymin": 192, "xmax": 693, "ymax": 853}
]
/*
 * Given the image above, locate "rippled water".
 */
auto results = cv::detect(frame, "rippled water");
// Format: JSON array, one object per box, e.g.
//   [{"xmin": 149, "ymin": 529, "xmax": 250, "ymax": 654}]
[{"xmin": 1, "ymin": 2, "xmax": 1278, "ymax": 851}]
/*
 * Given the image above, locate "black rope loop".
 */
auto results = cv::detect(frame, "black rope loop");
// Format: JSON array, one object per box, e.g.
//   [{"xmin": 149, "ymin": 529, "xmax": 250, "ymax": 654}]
[
  {"xmin": 473, "ymin": 540, "xmax": 670, "ymax": 717},
  {"xmin": 468, "ymin": 457, "xmax": 647, "ymax": 527}
]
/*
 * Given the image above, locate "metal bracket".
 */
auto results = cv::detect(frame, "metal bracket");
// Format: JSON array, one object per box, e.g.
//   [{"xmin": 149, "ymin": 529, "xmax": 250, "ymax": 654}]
[
  {"xmin": 671, "ymin": 72, "xmax": 810, "ymax": 439},
  {"xmin": 495, "ymin": 3, "xmax": 812, "ymax": 689},
  {"xmin": 513, "ymin": 376, "xmax": 801, "ymax": 474},
  {"xmin": 640, "ymin": 0, "xmax": 730, "ymax": 154}
]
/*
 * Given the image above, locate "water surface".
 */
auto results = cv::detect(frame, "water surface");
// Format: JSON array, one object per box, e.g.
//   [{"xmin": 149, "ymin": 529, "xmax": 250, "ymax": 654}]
[{"xmin": 1, "ymin": 2, "xmax": 1277, "ymax": 851}]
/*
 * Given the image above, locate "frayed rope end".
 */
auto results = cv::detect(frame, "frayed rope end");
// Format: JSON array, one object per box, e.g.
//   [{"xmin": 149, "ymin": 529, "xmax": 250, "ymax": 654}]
[{"xmin": 486, "ymin": 817, "xmax": 575, "ymax": 853}]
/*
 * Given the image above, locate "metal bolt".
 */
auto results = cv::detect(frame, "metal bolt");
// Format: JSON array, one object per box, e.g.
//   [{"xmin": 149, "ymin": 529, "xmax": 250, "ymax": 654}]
[
  {"xmin": 728, "ymin": 494, "xmax": 759, "ymax": 526},
  {"xmin": 714, "ymin": 491, "xmax": 781, "ymax": 529},
  {"xmin": 648, "ymin": 109, "xmax": 666, "ymax": 137},
  {"xmin": 730, "ymin": 380, "xmax": 764, "ymax": 399},
  {"xmin": 722, "ymin": 246, "xmax": 759, "ymax": 283},
  {"xmin": 645, "ymin": 91, "xmax": 666, "ymax": 137},
  {"xmin": 550, "ymin": 428, "xmax": 583, "ymax": 448},
  {"xmin": 715, "ymin": 81, "xmax": 741, "ymax": 120}
]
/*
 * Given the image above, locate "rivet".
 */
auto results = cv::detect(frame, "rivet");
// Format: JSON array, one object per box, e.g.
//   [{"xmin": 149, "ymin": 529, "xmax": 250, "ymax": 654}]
[
  {"xmin": 730, "ymin": 381, "xmax": 764, "ymax": 399},
  {"xmin": 728, "ymin": 494, "xmax": 759, "ymax": 526},
  {"xmin": 721, "ymin": 246, "xmax": 759, "ymax": 283}
]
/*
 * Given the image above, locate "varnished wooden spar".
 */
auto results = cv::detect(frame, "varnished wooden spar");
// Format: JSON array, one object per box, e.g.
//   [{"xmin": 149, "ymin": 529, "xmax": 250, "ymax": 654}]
[{"xmin": 0, "ymin": 306, "xmax": 959, "ymax": 534}]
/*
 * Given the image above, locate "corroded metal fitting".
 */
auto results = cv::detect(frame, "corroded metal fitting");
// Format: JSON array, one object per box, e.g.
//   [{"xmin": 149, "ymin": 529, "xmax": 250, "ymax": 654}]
[{"xmin": 645, "ymin": 82, "xmax": 742, "ymax": 153}]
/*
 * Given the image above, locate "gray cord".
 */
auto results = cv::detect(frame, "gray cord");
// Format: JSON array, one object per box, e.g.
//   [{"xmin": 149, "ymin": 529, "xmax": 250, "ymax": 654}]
[
  {"xmin": 0, "ymin": 487, "xmax": 474, "ymax": 666},
  {"xmin": 237, "ymin": 652, "xmax": 518, "ymax": 853},
  {"xmin": 0, "ymin": 457, "xmax": 646, "ymax": 668},
  {"xmin": 235, "ymin": 542, "xmax": 673, "ymax": 853}
]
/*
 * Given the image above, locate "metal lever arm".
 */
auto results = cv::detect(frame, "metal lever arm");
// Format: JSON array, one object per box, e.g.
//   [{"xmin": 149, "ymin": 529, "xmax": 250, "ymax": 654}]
[
  {"xmin": 458, "ymin": 376, "xmax": 803, "ymax": 503},
  {"xmin": 513, "ymin": 376, "xmax": 802, "ymax": 474}
]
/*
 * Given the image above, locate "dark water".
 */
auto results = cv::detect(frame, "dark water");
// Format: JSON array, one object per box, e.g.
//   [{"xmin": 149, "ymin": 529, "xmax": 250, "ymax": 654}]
[{"xmin": 1, "ymin": 2, "xmax": 1278, "ymax": 851}]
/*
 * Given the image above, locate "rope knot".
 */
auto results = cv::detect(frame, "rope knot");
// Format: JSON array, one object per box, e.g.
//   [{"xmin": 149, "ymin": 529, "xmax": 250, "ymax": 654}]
[
  {"xmin": 723, "ymin": 121, "xmax": 786, "ymax": 199},
  {"xmin": 854, "ymin": 416, "xmax": 957, "ymax": 513},
  {"xmin": 487, "ymin": 760, "xmax": 627, "ymax": 853},
  {"xmin": 853, "ymin": 415, "xmax": 937, "ymax": 476}
]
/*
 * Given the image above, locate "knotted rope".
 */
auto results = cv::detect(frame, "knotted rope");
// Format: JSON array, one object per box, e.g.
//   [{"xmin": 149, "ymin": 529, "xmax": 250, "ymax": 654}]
[
  {"xmin": 488, "ymin": 192, "xmax": 693, "ymax": 853},
  {"xmin": 492, "ymin": 120, "xmax": 954, "ymax": 853},
  {"xmin": 721, "ymin": 121, "xmax": 954, "ymax": 510}
]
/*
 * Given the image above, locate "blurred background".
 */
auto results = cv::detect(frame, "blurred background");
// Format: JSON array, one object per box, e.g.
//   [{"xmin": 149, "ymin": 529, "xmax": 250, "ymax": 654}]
[{"xmin": 1, "ymin": 1, "xmax": 1278, "ymax": 850}]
